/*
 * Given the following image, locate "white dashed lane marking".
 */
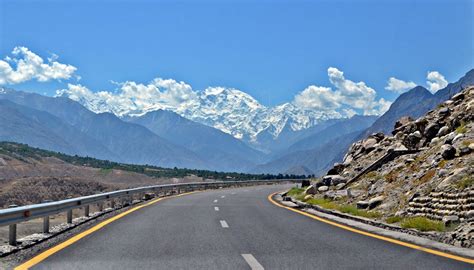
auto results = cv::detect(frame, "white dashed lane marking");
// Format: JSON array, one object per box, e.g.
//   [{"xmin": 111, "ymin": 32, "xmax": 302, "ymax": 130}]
[
  {"xmin": 220, "ymin": 220, "xmax": 229, "ymax": 228},
  {"xmin": 213, "ymin": 199, "xmax": 218, "ymax": 203},
  {"xmin": 214, "ymin": 207, "xmax": 219, "ymax": 211},
  {"xmin": 241, "ymin": 254, "xmax": 264, "ymax": 270},
  {"xmin": 221, "ymin": 195, "xmax": 225, "ymax": 198}
]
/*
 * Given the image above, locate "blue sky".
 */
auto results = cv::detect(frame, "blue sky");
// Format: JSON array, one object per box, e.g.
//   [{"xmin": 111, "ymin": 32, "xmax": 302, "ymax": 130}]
[{"xmin": 0, "ymin": 0, "xmax": 472, "ymax": 107}]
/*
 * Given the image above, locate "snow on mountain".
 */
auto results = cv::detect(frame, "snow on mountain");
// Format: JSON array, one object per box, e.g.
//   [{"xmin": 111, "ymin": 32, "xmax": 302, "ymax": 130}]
[{"xmin": 58, "ymin": 83, "xmax": 345, "ymax": 142}]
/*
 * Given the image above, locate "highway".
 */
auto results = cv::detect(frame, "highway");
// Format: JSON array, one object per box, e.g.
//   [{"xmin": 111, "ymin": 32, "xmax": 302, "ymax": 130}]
[{"xmin": 19, "ymin": 184, "xmax": 472, "ymax": 269}]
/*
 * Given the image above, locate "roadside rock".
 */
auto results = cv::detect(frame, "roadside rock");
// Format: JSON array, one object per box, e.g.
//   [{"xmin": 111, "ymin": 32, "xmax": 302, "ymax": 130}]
[
  {"xmin": 368, "ymin": 196, "xmax": 384, "ymax": 209},
  {"xmin": 437, "ymin": 126, "xmax": 450, "ymax": 137},
  {"xmin": 442, "ymin": 215, "xmax": 459, "ymax": 226},
  {"xmin": 318, "ymin": 186, "xmax": 329, "ymax": 192},
  {"xmin": 304, "ymin": 185, "xmax": 317, "ymax": 195},
  {"xmin": 356, "ymin": 200, "xmax": 369, "ymax": 209},
  {"xmin": 440, "ymin": 144, "xmax": 456, "ymax": 160}
]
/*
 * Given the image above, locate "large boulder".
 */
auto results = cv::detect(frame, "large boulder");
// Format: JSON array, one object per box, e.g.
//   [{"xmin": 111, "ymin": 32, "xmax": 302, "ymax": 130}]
[
  {"xmin": 424, "ymin": 123, "xmax": 440, "ymax": 141},
  {"xmin": 441, "ymin": 144, "xmax": 456, "ymax": 160},
  {"xmin": 323, "ymin": 175, "xmax": 348, "ymax": 186},
  {"xmin": 318, "ymin": 186, "xmax": 329, "ymax": 192},
  {"xmin": 356, "ymin": 200, "xmax": 369, "ymax": 209},
  {"xmin": 304, "ymin": 185, "xmax": 317, "ymax": 195},
  {"xmin": 327, "ymin": 163, "xmax": 346, "ymax": 175},
  {"xmin": 368, "ymin": 196, "xmax": 384, "ymax": 209}
]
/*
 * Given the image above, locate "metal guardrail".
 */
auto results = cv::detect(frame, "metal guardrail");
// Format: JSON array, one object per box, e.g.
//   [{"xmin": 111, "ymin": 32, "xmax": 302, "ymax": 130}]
[{"xmin": 0, "ymin": 179, "xmax": 301, "ymax": 245}]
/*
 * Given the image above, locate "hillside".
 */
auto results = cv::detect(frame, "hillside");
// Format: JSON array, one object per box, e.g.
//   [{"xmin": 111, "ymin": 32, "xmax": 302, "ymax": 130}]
[
  {"xmin": 298, "ymin": 86, "xmax": 474, "ymax": 248},
  {"xmin": 363, "ymin": 69, "xmax": 474, "ymax": 137},
  {"xmin": 127, "ymin": 110, "xmax": 266, "ymax": 172},
  {"xmin": 0, "ymin": 142, "xmax": 300, "ymax": 207}
]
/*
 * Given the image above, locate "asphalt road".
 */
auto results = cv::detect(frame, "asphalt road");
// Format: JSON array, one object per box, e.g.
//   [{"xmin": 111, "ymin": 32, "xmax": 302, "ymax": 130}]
[{"xmin": 26, "ymin": 184, "xmax": 471, "ymax": 270}]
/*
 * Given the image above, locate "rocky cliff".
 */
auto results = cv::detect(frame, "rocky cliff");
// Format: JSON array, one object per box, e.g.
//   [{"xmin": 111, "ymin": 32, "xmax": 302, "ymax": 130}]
[{"xmin": 303, "ymin": 86, "xmax": 474, "ymax": 248}]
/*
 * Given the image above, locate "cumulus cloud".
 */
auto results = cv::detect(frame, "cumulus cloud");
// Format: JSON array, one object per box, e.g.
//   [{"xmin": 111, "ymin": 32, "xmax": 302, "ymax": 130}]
[
  {"xmin": 385, "ymin": 77, "xmax": 417, "ymax": 93},
  {"xmin": 56, "ymin": 78, "xmax": 198, "ymax": 116},
  {"xmin": 293, "ymin": 67, "xmax": 391, "ymax": 116},
  {"xmin": 426, "ymin": 71, "xmax": 448, "ymax": 93},
  {"xmin": 293, "ymin": 86, "xmax": 340, "ymax": 111},
  {"xmin": 0, "ymin": 46, "xmax": 77, "ymax": 85}
]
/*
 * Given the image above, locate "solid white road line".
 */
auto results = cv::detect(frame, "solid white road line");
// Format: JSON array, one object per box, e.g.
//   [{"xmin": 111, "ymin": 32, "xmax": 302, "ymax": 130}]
[
  {"xmin": 220, "ymin": 220, "xmax": 229, "ymax": 228},
  {"xmin": 214, "ymin": 207, "xmax": 219, "ymax": 211},
  {"xmin": 241, "ymin": 254, "xmax": 264, "ymax": 270},
  {"xmin": 213, "ymin": 199, "xmax": 218, "ymax": 203}
]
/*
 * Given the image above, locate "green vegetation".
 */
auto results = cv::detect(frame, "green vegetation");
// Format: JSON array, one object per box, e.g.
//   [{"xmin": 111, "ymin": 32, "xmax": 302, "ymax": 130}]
[
  {"xmin": 0, "ymin": 142, "xmax": 308, "ymax": 181},
  {"xmin": 385, "ymin": 216, "xmax": 403, "ymax": 224},
  {"xmin": 456, "ymin": 175, "xmax": 474, "ymax": 189},
  {"xmin": 400, "ymin": 217, "xmax": 445, "ymax": 232},
  {"xmin": 437, "ymin": 159, "xmax": 447, "ymax": 168},
  {"xmin": 288, "ymin": 190, "xmax": 382, "ymax": 219},
  {"xmin": 99, "ymin": 168, "xmax": 113, "ymax": 176},
  {"xmin": 287, "ymin": 187, "xmax": 305, "ymax": 196},
  {"xmin": 455, "ymin": 121, "xmax": 467, "ymax": 134},
  {"xmin": 337, "ymin": 205, "xmax": 382, "ymax": 218}
]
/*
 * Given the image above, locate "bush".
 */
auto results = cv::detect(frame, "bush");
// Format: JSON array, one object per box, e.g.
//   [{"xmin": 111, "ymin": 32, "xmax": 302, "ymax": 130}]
[
  {"xmin": 455, "ymin": 121, "xmax": 467, "ymax": 134},
  {"xmin": 400, "ymin": 217, "xmax": 445, "ymax": 232},
  {"xmin": 456, "ymin": 176, "xmax": 473, "ymax": 189},
  {"xmin": 386, "ymin": 216, "xmax": 403, "ymax": 224}
]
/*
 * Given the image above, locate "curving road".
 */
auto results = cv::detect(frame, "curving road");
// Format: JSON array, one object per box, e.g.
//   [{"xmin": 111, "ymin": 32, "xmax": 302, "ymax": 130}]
[{"xmin": 22, "ymin": 184, "xmax": 471, "ymax": 269}]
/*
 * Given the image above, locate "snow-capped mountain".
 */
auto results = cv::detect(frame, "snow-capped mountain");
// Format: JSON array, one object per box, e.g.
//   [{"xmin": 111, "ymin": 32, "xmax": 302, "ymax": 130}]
[{"xmin": 57, "ymin": 85, "xmax": 345, "ymax": 143}]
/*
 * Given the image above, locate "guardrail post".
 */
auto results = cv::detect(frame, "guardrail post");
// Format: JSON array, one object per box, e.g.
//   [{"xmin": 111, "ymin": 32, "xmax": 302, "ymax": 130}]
[
  {"xmin": 42, "ymin": 200, "xmax": 52, "ymax": 233},
  {"xmin": 98, "ymin": 202, "xmax": 104, "ymax": 212},
  {"xmin": 43, "ymin": 216, "xmax": 50, "ymax": 233},
  {"xmin": 8, "ymin": 204, "xmax": 18, "ymax": 245},
  {"xmin": 67, "ymin": 209, "xmax": 73, "ymax": 224},
  {"xmin": 84, "ymin": 205, "xmax": 90, "ymax": 217},
  {"xmin": 110, "ymin": 199, "xmax": 116, "ymax": 209}
]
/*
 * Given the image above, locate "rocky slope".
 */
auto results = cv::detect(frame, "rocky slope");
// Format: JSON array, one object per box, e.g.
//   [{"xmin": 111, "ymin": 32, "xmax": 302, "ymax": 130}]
[{"xmin": 301, "ymin": 86, "xmax": 474, "ymax": 248}]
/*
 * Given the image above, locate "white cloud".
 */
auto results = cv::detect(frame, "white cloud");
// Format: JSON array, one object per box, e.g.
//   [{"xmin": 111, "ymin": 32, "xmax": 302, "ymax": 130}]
[
  {"xmin": 56, "ymin": 78, "xmax": 198, "ymax": 116},
  {"xmin": 426, "ymin": 71, "xmax": 448, "ymax": 93},
  {"xmin": 385, "ymin": 77, "xmax": 417, "ymax": 93},
  {"xmin": 293, "ymin": 86, "xmax": 340, "ymax": 111},
  {"xmin": 0, "ymin": 46, "xmax": 77, "ymax": 85},
  {"xmin": 293, "ymin": 67, "xmax": 391, "ymax": 116}
]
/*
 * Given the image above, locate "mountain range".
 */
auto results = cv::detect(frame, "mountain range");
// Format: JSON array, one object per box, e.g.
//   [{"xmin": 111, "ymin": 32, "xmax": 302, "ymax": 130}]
[{"xmin": 0, "ymin": 68, "xmax": 472, "ymax": 174}]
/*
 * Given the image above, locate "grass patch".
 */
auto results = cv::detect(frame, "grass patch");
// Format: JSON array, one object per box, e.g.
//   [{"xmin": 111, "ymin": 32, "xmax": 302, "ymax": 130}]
[
  {"xmin": 305, "ymin": 198, "xmax": 381, "ymax": 218},
  {"xmin": 455, "ymin": 121, "xmax": 467, "ymax": 134},
  {"xmin": 456, "ymin": 175, "xmax": 474, "ymax": 189},
  {"xmin": 437, "ymin": 159, "xmax": 447, "ymax": 168},
  {"xmin": 287, "ymin": 187, "xmax": 305, "ymax": 197},
  {"xmin": 462, "ymin": 140, "xmax": 473, "ymax": 147},
  {"xmin": 99, "ymin": 168, "xmax": 112, "ymax": 175},
  {"xmin": 418, "ymin": 169, "xmax": 436, "ymax": 184},
  {"xmin": 338, "ymin": 205, "xmax": 382, "ymax": 218},
  {"xmin": 400, "ymin": 217, "xmax": 445, "ymax": 232},
  {"xmin": 306, "ymin": 198, "xmax": 338, "ymax": 209},
  {"xmin": 384, "ymin": 168, "xmax": 401, "ymax": 183},
  {"xmin": 386, "ymin": 216, "xmax": 403, "ymax": 224}
]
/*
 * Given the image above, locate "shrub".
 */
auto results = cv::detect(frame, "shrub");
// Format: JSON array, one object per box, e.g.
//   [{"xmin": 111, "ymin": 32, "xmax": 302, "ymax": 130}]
[
  {"xmin": 437, "ymin": 159, "xmax": 447, "ymax": 168},
  {"xmin": 455, "ymin": 121, "xmax": 467, "ymax": 134},
  {"xmin": 386, "ymin": 216, "xmax": 403, "ymax": 224},
  {"xmin": 400, "ymin": 217, "xmax": 445, "ymax": 232},
  {"xmin": 456, "ymin": 175, "xmax": 474, "ymax": 189}
]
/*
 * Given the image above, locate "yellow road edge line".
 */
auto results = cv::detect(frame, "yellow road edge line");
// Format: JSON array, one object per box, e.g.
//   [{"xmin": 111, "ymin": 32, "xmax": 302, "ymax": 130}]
[
  {"xmin": 15, "ymin": 191, "xmax": 198, "ymax": 270},
  {"xmin": 268, "ymin": 192, "xmax": 474, "ymax": 265}
]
